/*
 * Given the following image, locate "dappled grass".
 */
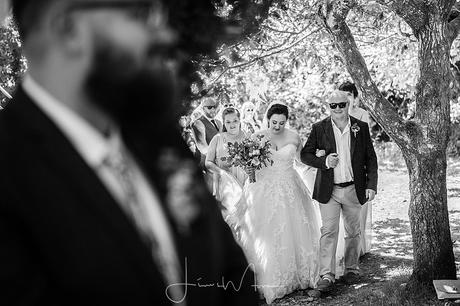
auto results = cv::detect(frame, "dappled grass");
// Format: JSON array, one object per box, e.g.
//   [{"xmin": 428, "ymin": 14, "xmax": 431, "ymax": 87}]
[
  {"xmin": 349, "ymin": 274, "xmax": 445, "ymax": 306},
  {"xmin": 375, "ymin": 142, "xmax": 406, "ymax": 171},
  {"xmin": 373, "ymin": 218, "xmax": 412, "ymax": 259},
  {"xmin": 261, "ymin": 165, "xmax": 460, "ymax": 305},
  {"xmin": 376, "ymin": 142, "xmax": 460, "ymax": 175}
]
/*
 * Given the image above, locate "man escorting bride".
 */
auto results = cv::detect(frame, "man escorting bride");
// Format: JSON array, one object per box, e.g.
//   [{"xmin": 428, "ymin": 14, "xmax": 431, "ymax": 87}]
[
  {"xmin": 301, "ymin": 90, "xmax": 378, "ymax": 292},
  {"xmin": 205, "ymin": 91, "xmax": 378, "ymax": 304}
]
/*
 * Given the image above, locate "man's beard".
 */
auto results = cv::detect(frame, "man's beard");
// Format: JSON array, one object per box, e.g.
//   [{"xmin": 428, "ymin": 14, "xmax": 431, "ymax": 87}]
[{"xmin": 84, "ymin": 41, "xmax": 180, "ymax": 136}]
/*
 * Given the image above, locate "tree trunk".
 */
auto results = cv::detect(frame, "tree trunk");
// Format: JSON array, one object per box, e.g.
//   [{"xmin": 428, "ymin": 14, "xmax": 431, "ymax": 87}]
[
  {"xmin": 406, "ymin": 152, "xmax": 456, "ymax": 286},
  {"xmin": 406, "ymin": 18, "xmax": 457, "ymax": 285},
  {"xmin": 319, "ymin": 0, "xmax": 458, "ymax": 287}
]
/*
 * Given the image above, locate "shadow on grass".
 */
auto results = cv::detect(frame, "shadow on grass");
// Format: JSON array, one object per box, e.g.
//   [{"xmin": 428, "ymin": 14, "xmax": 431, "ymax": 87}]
[
  {"xmin": 264, "ymin": 212, "xmax": 460, "ymax": 305},
  {"xmin": 373, "ymin": 218, "xmax": 412, "ymax": 259}
]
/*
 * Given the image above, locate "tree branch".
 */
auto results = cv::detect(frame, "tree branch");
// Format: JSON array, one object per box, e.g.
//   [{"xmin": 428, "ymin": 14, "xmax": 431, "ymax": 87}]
[
  {"xmin": 0, "ymin": 84, "xmax": 12, "ymax": 99},
  {"xmin": 262, "ymin": 25, "xmax": 304, "ymax": 35},
  {"xmin": 376, "ymin": 0, "xmax": 427, "ymax": 37},
  {"xmin": 205, "ymin": 28, "xmax": 321, "ymax": 90},
  {"xmin": 398, "ymin": 20, "xmax": 413, "ymax": 39},
  {"xmin": 319, "ymin": 0, "xmax": 412, "ymax": 149}
]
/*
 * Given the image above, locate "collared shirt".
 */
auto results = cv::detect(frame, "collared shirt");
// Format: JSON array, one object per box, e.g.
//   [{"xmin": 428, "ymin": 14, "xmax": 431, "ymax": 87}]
[
  {"xmin": 22, "ymin": 75, "xmax": 183, "ymax": 304},
  {"xmin": 330, "ymin": 117, "xmax": 354, "ymax": 184}
]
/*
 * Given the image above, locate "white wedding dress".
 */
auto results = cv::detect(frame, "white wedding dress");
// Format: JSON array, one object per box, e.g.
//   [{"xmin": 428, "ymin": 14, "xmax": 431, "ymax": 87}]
[{"xmin": 239, "ymin": 144, "xmax": 320, "ymax": 304}]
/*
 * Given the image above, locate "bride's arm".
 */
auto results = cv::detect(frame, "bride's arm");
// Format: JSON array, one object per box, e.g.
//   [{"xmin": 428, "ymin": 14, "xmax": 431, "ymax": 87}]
[
  {"xmin": 292, "ymin": 131, "xmax": 303, "ymax": 160},
  {"xmin": 292, "ymin": 131, "xmax": 317, "ymax": 195}
]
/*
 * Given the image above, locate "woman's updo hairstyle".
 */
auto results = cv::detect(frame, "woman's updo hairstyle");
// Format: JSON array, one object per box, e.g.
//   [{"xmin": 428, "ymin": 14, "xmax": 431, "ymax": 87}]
[
  {"xmin": 222, "ymin": 107, "xmax": 240, "ymax": 121},
  {"xmin": 267, "ymin": 104, "xmax": 288, "ymax": 120}
]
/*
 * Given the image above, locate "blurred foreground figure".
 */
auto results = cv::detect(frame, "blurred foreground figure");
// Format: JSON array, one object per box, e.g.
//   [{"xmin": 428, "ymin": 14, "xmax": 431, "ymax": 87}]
[{"xmin": 0, "ymin": 1, "xmax": 257, "ymax": 305}]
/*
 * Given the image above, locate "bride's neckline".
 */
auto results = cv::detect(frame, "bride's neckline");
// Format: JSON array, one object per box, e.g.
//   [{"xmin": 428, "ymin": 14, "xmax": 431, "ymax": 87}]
[{"xmin": 264, "ymin": 131, "xmax": 296, "ymax": 151}]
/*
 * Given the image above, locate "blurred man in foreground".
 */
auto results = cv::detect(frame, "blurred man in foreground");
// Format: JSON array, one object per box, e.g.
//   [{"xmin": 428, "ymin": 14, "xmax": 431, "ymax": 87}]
[{"xmin": 0, "ymin": 0, "xmax": 258, "ymax": 305}]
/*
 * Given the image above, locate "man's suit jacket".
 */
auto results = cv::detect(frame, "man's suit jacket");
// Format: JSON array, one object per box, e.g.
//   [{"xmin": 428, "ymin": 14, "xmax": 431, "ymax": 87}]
[
  {"xmin": 301, "ymin": 116, "xmax": 378, "ymax": 205},
  {"xmin": 0, "ymin": 88, "xmax": 257, "ymax": 306},
  {"xmin": 192, "ymin": 115, "xmax": 221, "ymax": 146},
  {"xmin": 191, "ymin": 116, "xmax": 221, "ymax": 167}
]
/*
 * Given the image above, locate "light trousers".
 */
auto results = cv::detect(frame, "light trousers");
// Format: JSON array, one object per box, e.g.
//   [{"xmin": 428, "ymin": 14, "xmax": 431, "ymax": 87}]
[{"xmin": 319, "ymin": 185, "xmax": 361, "ymax": 277}]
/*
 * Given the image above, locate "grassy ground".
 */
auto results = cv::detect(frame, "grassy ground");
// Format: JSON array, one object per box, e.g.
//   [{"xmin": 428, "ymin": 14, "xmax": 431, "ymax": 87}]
[{"xmin": 260, "ymin": 152, "xmax": 460, "ymax": 305}]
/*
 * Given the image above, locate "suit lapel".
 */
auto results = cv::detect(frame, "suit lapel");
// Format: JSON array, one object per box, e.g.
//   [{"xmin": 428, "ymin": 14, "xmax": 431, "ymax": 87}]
[
  {"xmin": 349, "ymin": 116, "xmax": 357, "ymax": 159},
  {"xmin": 124, "ymin": 130, "xmax": 205, "ymax": 274},
  {"xmin": 323, "ymin": 117, "xmax": 337, "ymax": 153},
  {"xmin": 216, "ymin": 119, "xmax": 222, "ymax": 131},
  {"xmin": 13, "ymin": 88, "xmax": 164, "ymax": 286}
]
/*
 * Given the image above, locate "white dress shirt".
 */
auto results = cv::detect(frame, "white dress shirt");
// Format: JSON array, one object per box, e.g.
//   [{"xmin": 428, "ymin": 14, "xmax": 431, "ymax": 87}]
[
  {"xmin": 22, "ymin": 75, "xmax": 183, "ymax": 304},
  {"xmin": 330, "ymin": 117, "xmax": 354, "ymax": 184}
]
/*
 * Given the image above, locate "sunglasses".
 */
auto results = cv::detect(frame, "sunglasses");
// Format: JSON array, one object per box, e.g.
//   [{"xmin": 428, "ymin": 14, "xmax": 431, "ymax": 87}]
[
  {"xmin": 204, "ymin": 105, "xmax": 217, "ymax": 110},
  {"xmin": 329, "ymin": 102, "xmax": 348, "ymax": 109}
]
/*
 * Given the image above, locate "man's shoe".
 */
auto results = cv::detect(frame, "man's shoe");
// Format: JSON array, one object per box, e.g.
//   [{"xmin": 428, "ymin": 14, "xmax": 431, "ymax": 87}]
[
  {"xmin": 342, "ymin": 272, "xmax": 360, "ymax": 285},
  {"xmin": 316, "ymin": 277, "xmax": 333, "ymax": 292},
  {"xmin": 306, "ymin": 289, "xmax": 321, "ymax": 298}
]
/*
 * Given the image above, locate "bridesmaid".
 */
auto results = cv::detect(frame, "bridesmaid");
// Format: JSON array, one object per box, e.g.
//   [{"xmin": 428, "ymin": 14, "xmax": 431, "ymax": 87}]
[
  {"xmin": 206, "ymin": 107, "xmax": 247, "ymax": 187},
  {"xmin": 206, "ymin": 108, "xmax": 248, "ymax": 228}
]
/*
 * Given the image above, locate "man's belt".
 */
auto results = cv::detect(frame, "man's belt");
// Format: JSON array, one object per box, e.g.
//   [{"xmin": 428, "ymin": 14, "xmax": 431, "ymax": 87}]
[{"xmin": 334, "ymin": 181, "xmax": 354, "ymax": 188}]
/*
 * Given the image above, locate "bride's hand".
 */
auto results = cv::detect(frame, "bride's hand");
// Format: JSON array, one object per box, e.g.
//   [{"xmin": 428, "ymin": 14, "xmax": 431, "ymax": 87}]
[{"xmin": 243, "ymin": 165, "xmax": 255, "ymax": 173}]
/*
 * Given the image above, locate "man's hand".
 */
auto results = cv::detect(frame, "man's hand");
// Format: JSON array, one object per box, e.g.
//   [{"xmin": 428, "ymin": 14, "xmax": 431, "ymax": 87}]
[
  {"xmin": 366, "ymin": 189, "xmax": 376, "ymax": 202},
  {"xmin": 316, "ymin": 149, "xmax": 326, "ymax": 157},
  {"xmin": 326, "ymin": 153, "xmax": 339, "ymax": 168}
]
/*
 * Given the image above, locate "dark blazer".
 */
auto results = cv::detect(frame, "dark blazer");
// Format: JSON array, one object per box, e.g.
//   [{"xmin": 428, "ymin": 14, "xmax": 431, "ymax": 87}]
[
  {"xmin": 0, "ymin": 88, "xmax": 257, "ymax": 306},
  {"xmin": 192, "ymin": 116, "xmax": 221, "ymax": 146},
  {"xmin": 191, "ymin": 116, "xmax": 221, "ymax": 167},
  {"xmin": 301, "ymin": 116, "xmax": 378, "ymax": 205}
]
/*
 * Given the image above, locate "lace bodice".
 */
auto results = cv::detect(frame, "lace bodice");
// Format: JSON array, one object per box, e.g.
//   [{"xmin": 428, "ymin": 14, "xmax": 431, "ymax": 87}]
[{"xmin": 259, "ymin": 143, "xmax": 297, "ymax": 177}]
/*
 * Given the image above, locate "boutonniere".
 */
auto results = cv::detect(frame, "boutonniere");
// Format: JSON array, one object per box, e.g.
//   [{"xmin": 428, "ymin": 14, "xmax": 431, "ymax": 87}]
[
  {"xmin": 351, "ymin": 123, "xmax": 360, "ymax": 137},
  {"xmin": 158, "ymin": 148, "xmax": 201, "ymax": 235},
  {"xmin": 166, "ymin": 160, "xmax": 201, "ymax": 235}
]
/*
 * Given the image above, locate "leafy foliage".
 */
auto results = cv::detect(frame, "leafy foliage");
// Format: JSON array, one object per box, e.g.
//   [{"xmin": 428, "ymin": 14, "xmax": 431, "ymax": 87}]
[
  {"xmin": 194, "ymin": 1, "xmax": 460, "ymax": 148},
  {"xmin": 0, "ymin": 17, "xmax": 25, "ymax": 107}
]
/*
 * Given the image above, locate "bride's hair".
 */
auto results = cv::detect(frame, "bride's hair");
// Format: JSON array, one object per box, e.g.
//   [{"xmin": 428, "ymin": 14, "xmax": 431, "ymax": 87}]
[
  {"xmin": 267, "ymin": 104, "xmax": 289, "ymax": 121},
  {"xmin": 221, "ymin": 107, "xmax": 240, "ymax": 132}
]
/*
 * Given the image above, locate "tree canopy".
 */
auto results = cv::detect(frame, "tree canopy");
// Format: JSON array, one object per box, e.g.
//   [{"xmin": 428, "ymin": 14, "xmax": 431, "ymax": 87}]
[{"xmin": 195, "ymin": 1, "xmax": 460, "ymax": 144}]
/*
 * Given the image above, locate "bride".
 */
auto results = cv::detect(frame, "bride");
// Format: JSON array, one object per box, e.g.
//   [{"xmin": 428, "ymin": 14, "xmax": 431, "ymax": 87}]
[{"xmin": 239, "ymin": 103, "xmax": 320, "ymax": 304}]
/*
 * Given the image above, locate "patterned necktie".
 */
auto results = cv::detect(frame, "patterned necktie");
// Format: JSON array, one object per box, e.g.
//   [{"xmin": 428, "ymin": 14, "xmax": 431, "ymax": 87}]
[
  {"xmin": 102, "ymin": 149, "xmax": 153, "ymax": 244},
  {"xmin": 210, "ymin": 119, "xmax": 219, "ymax": 131},
  {"xmin": 102, "ymin": 147, "xmax": 185, "ymax": 305}
]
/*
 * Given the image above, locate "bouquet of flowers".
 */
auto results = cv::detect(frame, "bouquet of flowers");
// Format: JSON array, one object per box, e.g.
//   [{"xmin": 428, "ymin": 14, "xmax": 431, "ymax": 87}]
[{"xmin": 222, "ymin": 134, "xmax": 273, "ymax": 183}]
